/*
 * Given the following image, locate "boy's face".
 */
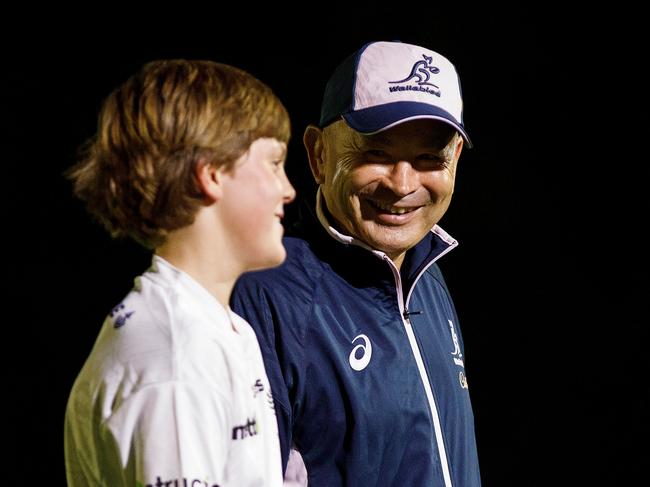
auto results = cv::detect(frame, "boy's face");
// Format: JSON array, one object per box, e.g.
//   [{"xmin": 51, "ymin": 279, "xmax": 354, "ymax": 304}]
[{"xmin": 219, "ymin": 137, "xmax": 296, "ymax": 271}]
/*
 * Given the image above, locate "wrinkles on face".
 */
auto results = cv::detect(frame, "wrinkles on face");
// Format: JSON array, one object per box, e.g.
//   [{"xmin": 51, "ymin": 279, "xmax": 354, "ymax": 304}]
[
  {"xmin": 318, "ymin": 120, "xmax": 462, "ymax": 261},
  {"xmin": 335, "ymin": 129, "xmax": 457, "ymax": 207},
  {"xmin": 438, "ymin": 133, "xmax": 460, "ymax": 175},
  {"xmin": 322, "ymin": 136, "xmax": 361, "ymax": 235},
  {"xmin": 330, "ymin": 151, "xmax": 356, "ymax": 193}
]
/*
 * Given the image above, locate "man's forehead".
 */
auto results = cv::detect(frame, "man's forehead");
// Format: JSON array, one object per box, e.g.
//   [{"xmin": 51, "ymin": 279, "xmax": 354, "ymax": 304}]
[{"xmin": 353, "ymin": 131, "xmax": 391, "ymax": 145}]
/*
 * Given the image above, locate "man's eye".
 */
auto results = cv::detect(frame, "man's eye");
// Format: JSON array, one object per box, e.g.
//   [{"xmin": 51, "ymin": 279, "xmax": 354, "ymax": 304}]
[
  {"xmin": 416, "ymin": 154, "xmax": 451, "ymax": 170},
  {"xmin": 419, "ymin": 153, "xmax": 441, "ymax": 161},
  {"xmin": 366, "ymin": 150, "xmax": 389, "ymax": 158},
  {"xmin": 419, "ymin": 154, "xmax": 448, "ymax": 164}
]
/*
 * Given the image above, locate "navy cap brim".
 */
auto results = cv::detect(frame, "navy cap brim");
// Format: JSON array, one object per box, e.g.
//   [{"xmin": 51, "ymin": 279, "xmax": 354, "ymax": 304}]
[{"xmin": 342, "ymin": 101, "xmax": 473, "ymax": 148}]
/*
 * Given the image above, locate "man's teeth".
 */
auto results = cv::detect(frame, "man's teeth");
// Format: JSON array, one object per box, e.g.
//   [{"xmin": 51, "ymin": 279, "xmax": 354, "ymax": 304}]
[{"xmin": 372, "ymin": 201, "xmax": 418, "ymax": 214}]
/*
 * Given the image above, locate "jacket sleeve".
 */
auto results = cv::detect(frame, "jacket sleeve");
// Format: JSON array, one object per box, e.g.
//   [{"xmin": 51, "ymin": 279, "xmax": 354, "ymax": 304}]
[{"xmin": 231, "ymin": 276, "xmax": 293, "ymax": 473}]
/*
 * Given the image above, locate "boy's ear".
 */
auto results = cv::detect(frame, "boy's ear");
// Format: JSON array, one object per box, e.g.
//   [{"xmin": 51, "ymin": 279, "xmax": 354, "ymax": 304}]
[
  {"xmin": 303, "ymin": 124, "xmax": 325, "ymax": 184},
  {"xmin": 195, "ymin": 159, "xmax": 223, "ymax": 202}
]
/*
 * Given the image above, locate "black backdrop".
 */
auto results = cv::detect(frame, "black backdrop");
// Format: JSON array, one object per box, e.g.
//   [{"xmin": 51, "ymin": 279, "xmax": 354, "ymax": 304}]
[{"xmin": 3, "ymin": 6, "xmax": 646, "ymax": 486}]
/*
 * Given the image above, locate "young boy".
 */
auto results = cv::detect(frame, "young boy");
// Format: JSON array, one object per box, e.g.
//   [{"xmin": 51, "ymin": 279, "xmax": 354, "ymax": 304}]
[{"xmin": 64, "ymin": 59, "xmax": 295, "ymax": 487}]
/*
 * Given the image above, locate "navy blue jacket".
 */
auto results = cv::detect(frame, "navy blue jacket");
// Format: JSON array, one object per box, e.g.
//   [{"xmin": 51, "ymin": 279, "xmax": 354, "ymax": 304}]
[{"xmin": 231, "ymin": 198, "xmax": 481, "ymax": 486}]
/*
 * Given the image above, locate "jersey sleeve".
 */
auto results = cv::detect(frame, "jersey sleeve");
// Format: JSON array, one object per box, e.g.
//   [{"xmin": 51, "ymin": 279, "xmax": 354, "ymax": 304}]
[{"xmin": 103, "ymin": 380, "xmax": 231, "ymax": 487}]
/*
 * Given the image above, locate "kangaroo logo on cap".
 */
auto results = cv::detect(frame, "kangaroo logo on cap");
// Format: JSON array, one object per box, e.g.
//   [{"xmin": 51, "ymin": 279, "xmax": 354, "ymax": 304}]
[{"xmin": 390, "ymin": 54, "xmax": 440, "ymax": 89}]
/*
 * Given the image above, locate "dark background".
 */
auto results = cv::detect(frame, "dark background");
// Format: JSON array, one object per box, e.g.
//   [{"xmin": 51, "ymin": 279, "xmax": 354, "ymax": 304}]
[{"xmin": 3, "ymin": 6, "xmax": 646, "ymax": 486}]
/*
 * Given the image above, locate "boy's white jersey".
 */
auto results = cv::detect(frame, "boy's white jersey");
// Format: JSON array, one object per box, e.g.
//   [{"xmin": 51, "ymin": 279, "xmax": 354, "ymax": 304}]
[{"xmin": 64, "ymin": 255, "xmax": 282, "ymax": 487}]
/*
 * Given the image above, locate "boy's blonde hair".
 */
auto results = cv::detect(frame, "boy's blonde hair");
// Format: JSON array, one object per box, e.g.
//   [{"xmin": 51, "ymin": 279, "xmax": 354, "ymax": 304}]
[{"xmin": 68, "ymin": 59, "xmax": 290, "ymax": 249}]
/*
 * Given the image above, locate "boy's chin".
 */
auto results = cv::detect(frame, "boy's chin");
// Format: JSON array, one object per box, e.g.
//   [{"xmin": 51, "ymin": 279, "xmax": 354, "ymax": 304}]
[{"xmin": 246, "ymin": 247, "xmax": 286, "ymax": 273}]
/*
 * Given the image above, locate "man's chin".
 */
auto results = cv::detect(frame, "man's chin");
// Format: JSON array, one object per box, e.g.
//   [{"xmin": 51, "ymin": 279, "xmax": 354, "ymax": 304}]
[{"xmin": 361, "ymin": 235, "xmax": 412, "ymax": 257}]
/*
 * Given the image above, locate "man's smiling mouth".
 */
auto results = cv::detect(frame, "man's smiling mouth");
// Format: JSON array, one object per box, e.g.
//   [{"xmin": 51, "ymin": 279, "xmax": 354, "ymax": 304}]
[{"xmin": 367, "ymin": 200, "xmax": 421, "ymax": 215}]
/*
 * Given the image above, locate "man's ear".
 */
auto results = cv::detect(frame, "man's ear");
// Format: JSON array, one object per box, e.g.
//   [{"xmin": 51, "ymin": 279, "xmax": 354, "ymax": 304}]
[
  {"xmin": 195, "ymin": 158, "xmax": 223, "ymax": 203},
  {"xmin": 303, "ymin": 124, "xmax": 325, "ymax": 184},
  {"xmin": 453, "ymin": 134, "xmax": 464, "ymax": 163}
]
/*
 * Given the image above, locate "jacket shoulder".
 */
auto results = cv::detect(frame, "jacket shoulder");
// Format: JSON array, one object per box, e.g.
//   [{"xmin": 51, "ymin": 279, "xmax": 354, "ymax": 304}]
[
  {"xmin": 231, "ymin": 236, "xmax": 323, "ymax": 346},
  {"xmin": 235, "ymin": 236, "xmax": 324, "ymax": 300},
  {"xmin": 423, "ymin": 262, "xmax": 451, "ymax": 292}
]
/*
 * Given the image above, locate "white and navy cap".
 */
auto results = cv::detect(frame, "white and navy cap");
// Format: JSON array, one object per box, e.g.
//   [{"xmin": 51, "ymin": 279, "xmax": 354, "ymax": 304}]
[{"xmin": 319, "ymin": 40, "xmax": 472, "ymax": 147}]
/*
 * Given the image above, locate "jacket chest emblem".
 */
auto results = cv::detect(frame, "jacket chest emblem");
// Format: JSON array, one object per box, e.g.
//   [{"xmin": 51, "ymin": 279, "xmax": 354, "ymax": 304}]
[
  {"xmin": 448, "ymin": 319, "xmax": 469, "ymax": 390},
  {"xmin": 448, "ymin": 319, "xmax": 465, "ymax": 368},
  {"xmin": 349, "ymin": 334, "xmax": 372, "ymax": 371}
]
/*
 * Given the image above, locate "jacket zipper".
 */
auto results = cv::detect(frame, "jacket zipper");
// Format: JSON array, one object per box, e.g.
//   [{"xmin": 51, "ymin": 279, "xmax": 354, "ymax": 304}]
[{"xmin": 382, "ymin": 255, "xmax": 453, "ymax": 487}]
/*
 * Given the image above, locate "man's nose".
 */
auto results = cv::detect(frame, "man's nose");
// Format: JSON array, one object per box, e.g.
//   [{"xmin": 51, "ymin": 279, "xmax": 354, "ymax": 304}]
[{"xmin": 387, "ymin": 161, "xmax": 418, "ymax": 196}]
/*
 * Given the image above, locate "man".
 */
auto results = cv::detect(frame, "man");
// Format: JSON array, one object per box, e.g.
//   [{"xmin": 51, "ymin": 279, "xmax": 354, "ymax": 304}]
[{"xmin": 232, "ymin": 41, "xmax": 481, "ymax": 486}]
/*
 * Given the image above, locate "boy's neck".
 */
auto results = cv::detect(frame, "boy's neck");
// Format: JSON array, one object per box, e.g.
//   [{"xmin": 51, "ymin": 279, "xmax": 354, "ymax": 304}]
[{"xmin": 155, "ymin": 215, "xmax": 241, "ymax": 308}]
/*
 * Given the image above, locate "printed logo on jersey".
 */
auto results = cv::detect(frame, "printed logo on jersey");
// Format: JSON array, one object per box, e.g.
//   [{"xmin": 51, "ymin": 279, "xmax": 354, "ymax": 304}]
[
  {"xmin": 232, "ymin": 417, "xmax": 258, "ymax": 440},
  {"xmin": 266, "ymin": 390, "xmax": 275, "ymax": 412},
  {"xmin": 252, "ymin": 379, "xmax": 264, "ymax": 397},
  {"xmin": 389, "ymin": 54, "xmax": 441, "ymax": 96},
  {"xmin": 448, "ymin": 319, "xmax": 464, "ymax": 367},
  {"xmin": 349, "ymin": 334, "xmax": 372, "ymax": 371},
  {"xmin": 137, "ymin": 477, "xmax": 219, "ymax": 487},
  {"xmin": 252, "ymin": 379, "xmax": 275, "ymax": 412},
  {"xmin": 109, "ymin": 302, "xmax": 135, "ymax": 328}
]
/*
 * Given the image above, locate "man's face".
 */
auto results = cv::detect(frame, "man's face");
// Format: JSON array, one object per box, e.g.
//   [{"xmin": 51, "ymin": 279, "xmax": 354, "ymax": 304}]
[{"xmin": 311, "ymin": 119, "xmax": 462, "ymax": 263}]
